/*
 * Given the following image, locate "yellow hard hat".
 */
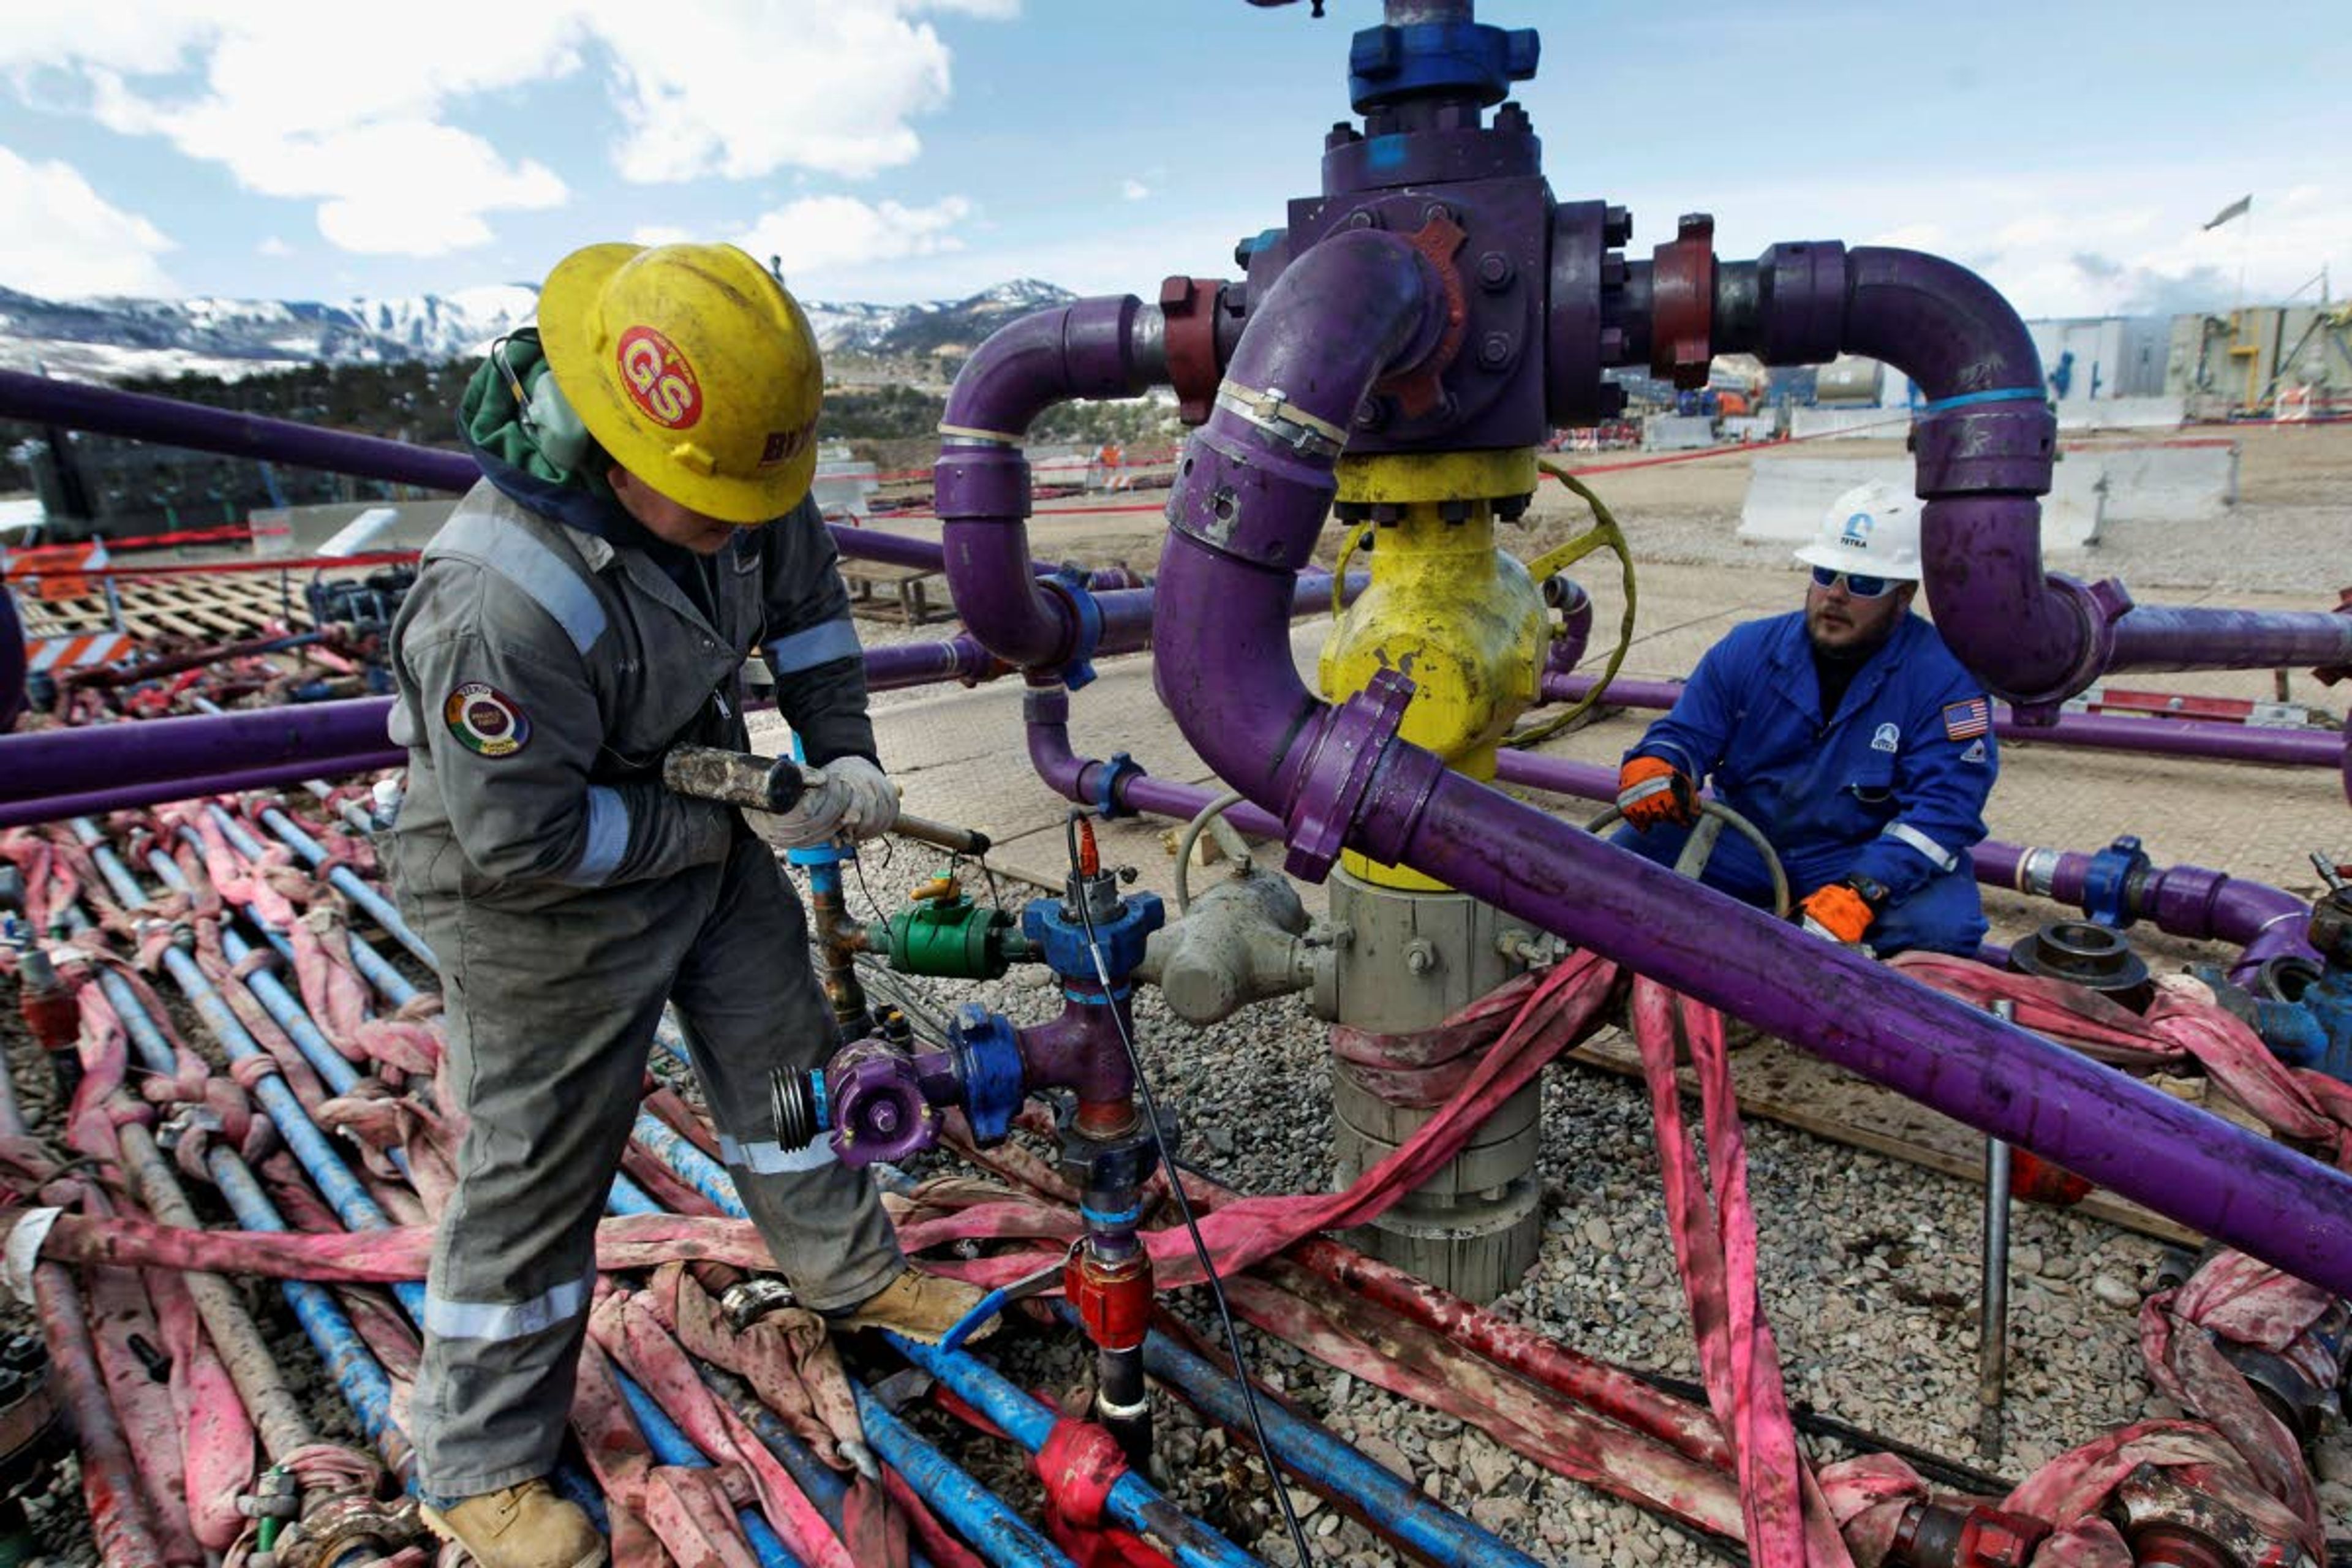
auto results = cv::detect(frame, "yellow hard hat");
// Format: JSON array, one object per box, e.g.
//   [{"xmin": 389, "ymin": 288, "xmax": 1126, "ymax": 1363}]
[{"xmin": 538, "ymin": 241, "xmax": 823, "ymax": 524}]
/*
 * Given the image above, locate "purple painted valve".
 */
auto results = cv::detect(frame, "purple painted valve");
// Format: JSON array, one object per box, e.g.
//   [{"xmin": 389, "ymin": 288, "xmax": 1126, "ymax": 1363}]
[{"xmin": 826, "ymin": 1040, "xmax": 940, "ymax": 1168}]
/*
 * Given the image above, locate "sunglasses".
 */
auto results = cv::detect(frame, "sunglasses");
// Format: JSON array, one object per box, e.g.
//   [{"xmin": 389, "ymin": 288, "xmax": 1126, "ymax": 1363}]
[{"xmin": 1810, "ymin": 565, "xmax": 1894, "ymax": 600}]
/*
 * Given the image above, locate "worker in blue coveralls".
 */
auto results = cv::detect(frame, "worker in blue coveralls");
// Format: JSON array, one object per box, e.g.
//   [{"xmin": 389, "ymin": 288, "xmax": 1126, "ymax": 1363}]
[{"xmin": 1611, "ymin": 481, "xmax": 1997, "ymax": 957}]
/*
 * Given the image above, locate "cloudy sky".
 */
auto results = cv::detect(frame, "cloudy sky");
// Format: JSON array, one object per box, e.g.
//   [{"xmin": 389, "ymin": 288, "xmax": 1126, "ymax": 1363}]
[{"xmin": 0, "ymin": 0, "xmax": 2343, "ymax": 317}]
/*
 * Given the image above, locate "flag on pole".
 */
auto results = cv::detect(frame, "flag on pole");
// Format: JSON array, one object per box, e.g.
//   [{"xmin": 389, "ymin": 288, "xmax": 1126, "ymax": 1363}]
[{"xmin": 2204, "ymin": 194, "xmax": 2252, "ymax": 230}]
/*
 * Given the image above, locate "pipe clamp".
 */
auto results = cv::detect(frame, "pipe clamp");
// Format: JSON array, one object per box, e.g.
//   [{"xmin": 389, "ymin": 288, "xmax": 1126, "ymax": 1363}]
[{"xmin": 1213, "ymin": 380, "xmax": 1347, "ymax": 461}]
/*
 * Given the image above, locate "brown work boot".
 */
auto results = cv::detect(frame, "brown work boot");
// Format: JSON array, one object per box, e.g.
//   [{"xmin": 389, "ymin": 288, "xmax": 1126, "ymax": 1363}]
[
  {"xmin": 829, "ymin": 1266, "xmax": 997, "ymax": 1345},
  {"xmin": 421, "ymin": 1479, "xmax": 605, "ymax": 1568}
]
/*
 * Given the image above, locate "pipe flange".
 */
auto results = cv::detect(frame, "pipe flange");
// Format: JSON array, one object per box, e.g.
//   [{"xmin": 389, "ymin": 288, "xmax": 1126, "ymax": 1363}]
[
  {"xmin": 932, "ymin": 444, "xmax": 1031, "ymax": 522},
  {"xmin": 1913, "ymin": 399, "xmax": 2057, "ymax": 497},
  {"xmin": 1649, "ymin": 213, "xmax": 1716, "ymax": 390},
  {"xmin": 1042, "ymin": 568, "xmax": 1107, "ymax": 692},
  {"xmin": 1212, "ymin": 382, "xmax": 1348, "ymax": 462},
  {"xmin": 1995, "ymin": 575, "xmax": 2133, "ymax": 717},
  {"xmin": 1159, "ymin": 277, "xmax": 1227, "ymax": 426},
  {"xmin": 1370, "ymin": 210, "xmax": 1471, "ymax": 419},
  {"xmin": 1091, "ymin": 751, "xmax": 1142, "ymax": 820},
  {"xmin": 1283, "ymin": 669, "xmax": 1415, "ymax": 883}
]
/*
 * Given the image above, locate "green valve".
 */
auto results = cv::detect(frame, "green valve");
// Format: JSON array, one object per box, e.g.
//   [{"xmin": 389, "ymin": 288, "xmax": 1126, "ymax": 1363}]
[{"xmin": 869, "ymin": 894, "xmax": 1033, "ymax": 981}]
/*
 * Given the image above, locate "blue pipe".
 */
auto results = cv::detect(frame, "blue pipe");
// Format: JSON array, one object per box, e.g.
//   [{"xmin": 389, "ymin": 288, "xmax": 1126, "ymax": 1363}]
[
  {"xmin": 614, "ymin": 1376, "xmax": 803, "ymax": 1568},
  {"xmin": 56, "ymin": 830, "xmax": 611, "ymax": 1521},
  {"xmin": 251, "ymin": 804, "xmax": 434, "ymax": 967},
  {"xmin": 190, "ymin": 814, "xmax": 424, "ymax": 1006},
  {"xmin": 884, "ymin": 1335, "xmax": 1261, "ymax": 1568},
  {"xmin": 850, "ymin": 1381, "xmax": 1074, "ymax": 1568},
  {"xmin": 208, "ymin": 1150, "xmax": 415, "ymax": 1484},
  {"xmin": 1085, "ymin": 1307, "xmax": 1545, "ymax": 1568}
]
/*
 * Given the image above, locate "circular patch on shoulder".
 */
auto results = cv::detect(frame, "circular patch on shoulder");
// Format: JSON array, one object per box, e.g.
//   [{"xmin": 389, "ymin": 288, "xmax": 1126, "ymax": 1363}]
[{"xmin": 443, "ymin": 682, "xmax": 531, "ymax": 757}]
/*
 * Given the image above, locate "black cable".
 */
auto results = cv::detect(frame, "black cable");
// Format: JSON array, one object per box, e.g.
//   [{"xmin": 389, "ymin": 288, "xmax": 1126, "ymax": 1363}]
[{"xmin": 1061, "ymin": 809, "xmax": 1317, "ymax": 1568}]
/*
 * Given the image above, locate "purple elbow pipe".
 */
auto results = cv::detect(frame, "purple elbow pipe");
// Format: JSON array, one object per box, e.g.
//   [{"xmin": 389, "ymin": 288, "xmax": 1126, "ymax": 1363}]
[
  {"xmin": 1023, "ymin": 684, "xmax": 1284, "ymax": 839},
  {"xmin": 935, "ymin": 296, "xmax": 1164, "ymax": 673},
  {"xmin": 1153, "ymin": 235, "xmax": 2352, "ymax": 1295}
]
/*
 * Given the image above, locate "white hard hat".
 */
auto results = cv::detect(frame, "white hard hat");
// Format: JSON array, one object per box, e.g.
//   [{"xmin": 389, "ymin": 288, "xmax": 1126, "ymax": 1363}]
[{"xmin": 1793, "ymin": 481, "xmax": 1922, "ymax": 581}]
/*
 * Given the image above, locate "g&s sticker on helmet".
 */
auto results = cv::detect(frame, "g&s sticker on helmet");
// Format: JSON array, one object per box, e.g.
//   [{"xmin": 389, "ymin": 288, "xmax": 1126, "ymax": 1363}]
[
  {"xmin": 443, "ymin": 682, "xmax": 531, "ymax": 758},
  {"xmin": 616, "ymin": 325, "xmax": 703, "ymax": 429}
]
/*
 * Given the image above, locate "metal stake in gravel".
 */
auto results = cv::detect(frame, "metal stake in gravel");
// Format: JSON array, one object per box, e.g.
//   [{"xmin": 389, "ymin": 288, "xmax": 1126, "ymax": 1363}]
[{"xmin": 1980, "ymin": 999, "xmax": 2017, "ymax": 1465}]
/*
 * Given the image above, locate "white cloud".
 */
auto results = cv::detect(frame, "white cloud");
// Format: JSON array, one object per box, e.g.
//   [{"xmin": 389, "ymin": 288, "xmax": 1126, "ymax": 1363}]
[
  {"xmin": 630, "ymin": 225, "xmax": 695, "ymax": 248},
  {"xmin": 257, "ymin": 235, "xmax": 290, "ymax": 257},
  {"xmin": 735, "ymin": 194, "xmax": 974, "ymax": 287},
  {"xmin": 0, "ymin": 144, "xmax": 175, "ymax": 296},
  {"xmin": 0, "ymin": 1, "xmax": 1011, "ymax": 264},
  {"xmin": 1120, "ymin": 179, "xmax": 1149, "ymax": 202}
]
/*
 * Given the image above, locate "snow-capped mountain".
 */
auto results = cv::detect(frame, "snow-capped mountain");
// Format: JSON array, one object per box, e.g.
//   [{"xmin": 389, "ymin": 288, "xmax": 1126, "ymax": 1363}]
[{"xmin": 0, "ymin": 277, "xmax": 1077, "ymax": 385}]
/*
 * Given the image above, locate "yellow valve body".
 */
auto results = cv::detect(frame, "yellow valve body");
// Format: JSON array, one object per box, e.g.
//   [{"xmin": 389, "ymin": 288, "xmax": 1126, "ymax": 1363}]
[{"xmin": 1319, "ymin": 451, "xmax": 1545, "ymax": 891}]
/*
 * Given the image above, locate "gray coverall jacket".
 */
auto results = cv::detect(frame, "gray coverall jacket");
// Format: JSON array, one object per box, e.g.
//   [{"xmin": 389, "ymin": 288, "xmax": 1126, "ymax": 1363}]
[{"xmin": 387, "ymin": 477, "xmax": 900, "ymax": 1499}]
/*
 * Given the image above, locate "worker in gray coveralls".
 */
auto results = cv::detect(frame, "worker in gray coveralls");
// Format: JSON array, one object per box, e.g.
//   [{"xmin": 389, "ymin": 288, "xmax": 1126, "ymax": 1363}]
[{"xmin": 386, "ymin": 241, "xmax": 987, "ymax": 1568}]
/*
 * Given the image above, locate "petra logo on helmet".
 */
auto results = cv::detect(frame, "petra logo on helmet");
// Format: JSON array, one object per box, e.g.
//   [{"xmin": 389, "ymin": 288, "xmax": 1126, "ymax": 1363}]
[
  {"xmin": 1840, "ymin": 511, "xmax": 1874, "ymax": 548},
  {"xmin": 616, "ymin": 325, "xmax": 703, "ymax": 429}
]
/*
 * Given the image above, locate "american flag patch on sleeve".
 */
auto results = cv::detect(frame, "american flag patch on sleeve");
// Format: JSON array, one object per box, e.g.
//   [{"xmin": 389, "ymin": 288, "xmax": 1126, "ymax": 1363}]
[{"xmin": 1942, "ymin": 698, "xmax": 1991, "ymax": 740}]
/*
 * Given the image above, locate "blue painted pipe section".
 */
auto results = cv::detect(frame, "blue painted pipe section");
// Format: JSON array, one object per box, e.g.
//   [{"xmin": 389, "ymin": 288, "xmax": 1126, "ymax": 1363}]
[
  {"xmin": 851, "ymin": 1380, "xmax": 1074, "ymax": 1568},
  {"xmin": 614, "ymin": 1374, "xmax": 804, "ymax": 1568},
  {"xmin": 631, "ymin": 1111, "xmax": 742, "ymax": 1209},
  {"xmin": 885, "ymin": 1335, "xmax": 1262, "ymax": 1568},
  {"xmin": 1101, "ymin": 1310, "xmax": 1546, "ymax": 1568},
  {"xmin": 237, "ymin": 804, "xmax": 437, "ymax": 973},
  {"xmin": 208, "ymin": 1150, "xmax": 414, "ymax": 1482}
]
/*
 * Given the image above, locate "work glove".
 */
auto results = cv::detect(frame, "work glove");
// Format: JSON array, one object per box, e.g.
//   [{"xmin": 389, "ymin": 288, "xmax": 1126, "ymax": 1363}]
[
  {"xmin": 1796, "ymin": 882, "xmax": 1876, "ymax": 946},
  {"xmin": 826, "ymin": 755, "xmax": 900, "ymax": 842},
  {"xmin": 1615, "ymin": 755, "xmax": 1697, "ymax": 831}
]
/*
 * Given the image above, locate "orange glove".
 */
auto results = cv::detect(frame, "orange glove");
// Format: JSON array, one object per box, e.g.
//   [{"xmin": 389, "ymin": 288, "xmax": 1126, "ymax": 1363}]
[
  {"xmin": 1615, "ymin": 755, "xmax": 1697, "ymax": 831},
  {"xmin": 1797, "ymin": 883, "xmax": 1875, "ymax": 944}
]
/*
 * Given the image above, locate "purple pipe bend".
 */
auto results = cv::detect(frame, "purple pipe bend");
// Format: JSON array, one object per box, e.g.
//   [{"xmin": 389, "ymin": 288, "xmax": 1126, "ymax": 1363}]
[
  {"xmin": 1016, "ymin": 999, "xmax": 1134, "ymax": 1108},
  {"xmin": 935, "ymin": 296, "xmax": 1161, "ymax": 672},
  {"xmin": 1149, "ymin": 233, "xmax": 2352, "ymax": 1295}
]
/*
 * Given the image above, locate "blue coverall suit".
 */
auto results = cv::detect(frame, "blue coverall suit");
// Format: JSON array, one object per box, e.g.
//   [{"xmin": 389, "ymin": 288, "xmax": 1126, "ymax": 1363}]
[{"xmin": 1613, "ymin": 610, "xmax": 1998, "ymax": 957}]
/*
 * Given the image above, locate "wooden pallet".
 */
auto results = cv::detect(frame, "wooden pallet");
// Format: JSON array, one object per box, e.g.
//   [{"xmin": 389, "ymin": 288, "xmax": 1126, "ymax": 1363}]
[
  {"xmin": 840, "ymin": 562, "xmax": 956, "ymax": 627},
  {"xmin": 1566, "ymin": 1030, "xmax": 2210, "ymax": 1248},
  {"xmin": 14, "ymin": 572, "xmax": 315, "ymax": 646}
]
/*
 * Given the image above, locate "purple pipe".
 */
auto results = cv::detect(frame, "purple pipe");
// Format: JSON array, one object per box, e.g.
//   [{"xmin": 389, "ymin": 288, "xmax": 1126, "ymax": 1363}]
[
  {"xmin": 0, "ymin": 750, "xmax": 403, "ymax": 830},
  {"xmin": 934, "ymin": 295, "xmax": 1167, "ymax": 673},
  {"xmin": 0, "ymin": 698, "xmax": 393, "ymax": 801},
  {"xmin": 1, "ymin": 585, "xmax": 24, "ymax": 733},
  {"xmin": 1144, "ymin": 233, "xmax": 2352, "ymax": 1296},
  {"xmin": 1016, "ymin": 1000, "xmax": 1134, "ymax": 1110},
  {"xmin": 829, "ymin": 524, "xmax": 1141, "ymax": 592},
  {"xmin": 1023, "ymin": 684, "xmax": 1284, "ymax": 839},
  {"xmin": 1540, "ymin": 672, "xmax": 2349, "ymax": 777},
  {"xmin": 1737, "ymin": 246, "xmax": 2352, "ymax": 708}
]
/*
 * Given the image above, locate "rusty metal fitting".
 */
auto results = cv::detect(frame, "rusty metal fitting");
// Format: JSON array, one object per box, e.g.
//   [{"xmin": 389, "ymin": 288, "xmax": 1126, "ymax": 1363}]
[
  {"xmin": 277, "ymin": 1490, "xmax": 425, "ymax": 1568},
  {"xmin": 1889, "ymin": 1499, "xmax": 2051, "ymax": 1568},
  {"xmin": 1371, "ymin": 209, "xmax": 1471, "ymax": 418},
  {"xmin": 1065, "ymin": 1247, "xmax": 1154, "ymax": 1354},
  {"xmin": 1159, "ymin": 276, "xmax": 1227, "ymax": 426},
  {"xmin": 2113, "ymin": 1461, "xmax": 2314, "ymax": 1568},
  {"xmin": 1650, "ymin": 213, "xmax": 1717, "ymax": 390}
]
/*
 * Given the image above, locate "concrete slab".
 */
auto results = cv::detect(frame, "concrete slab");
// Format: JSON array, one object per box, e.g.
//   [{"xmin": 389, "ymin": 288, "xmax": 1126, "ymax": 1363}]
[
  {"xmin": 2057, "ymin": 396, "xmax": 2185, "ymax": 432},
  {"xmin": 2080, "ymin": 440, "xmax": 2239, "ymax": 523},
  {"xmin": 1643, "ymin": 415, "xmax": 1717, "ymax": 451},
  {"xmin": 1788, "ymin": 407, "xmax": 1910, "ymax": 441},
  {"xmin": 1738, "ymin": 456, "xmax": 2103, "ymax": 550}
]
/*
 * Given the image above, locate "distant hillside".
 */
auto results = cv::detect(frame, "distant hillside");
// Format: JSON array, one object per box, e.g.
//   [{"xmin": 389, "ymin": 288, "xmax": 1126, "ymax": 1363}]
[{"xmin": 0, "ymin": 277, "xmax": 1079, "ymax": 385}]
